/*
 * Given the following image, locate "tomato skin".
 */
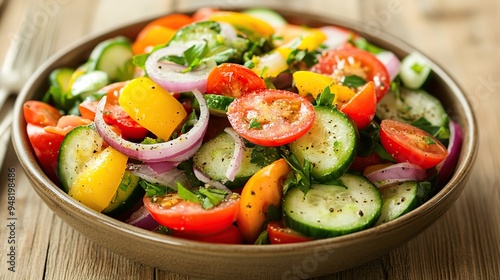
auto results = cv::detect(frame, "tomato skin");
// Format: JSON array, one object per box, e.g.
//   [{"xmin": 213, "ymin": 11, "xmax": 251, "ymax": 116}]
[
  {"xmin": 172, "ymin": 224, "xmax": 243, "ymax": 244},
  {"xmin": 23, "ymin": 101, "xmax": 62, "ymax": 126},
  {"xmin": 227, "ymin": 89, "xmax": 316, "ymax": 147},
  {"xmin": 79, "ymin": 100, "xmax": 149, "ymax": 141},
  {"xmin": 267, "ymin": 221, "xmax": 312, "ymax": 244},
  {"xmin": 78, "ymin": 82, "xmax": 150, "ymax": 141},
  {"xmin": 144, "ymin": 194, "xmax": 240, "ymax": 235},
  {"xmin": 206, "ymin": 63, "xmax": 266, "ymax": 97},
  {"xmin": 340, "ymin": 81, "xmax": 377, "ymax": 130},
  {"xmin": 311, "ymin": 46, "xmax": 390, "ymax": 101},
  {"xmin": 26, "ymin": 123, "xmax": 64, "ymax": 183},
  {"xmin": 380, "ymin": 119, "xmax": 448, "ymax": 169}
]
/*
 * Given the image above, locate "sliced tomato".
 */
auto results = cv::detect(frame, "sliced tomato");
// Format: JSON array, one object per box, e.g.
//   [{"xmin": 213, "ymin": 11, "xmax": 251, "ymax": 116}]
[
  {"xmin": 380, "ymin": 119, "xmax": 448, "ymax": 169},
  {"xmin": 78, "ymin": 82, "xmax": 149, "ymax": 141},
  {"xmin": 340, "ymin": 81, "xmax": 377, "ymax": 130},
  {"xmin": 79, "ymin": 100, "xmax": 149, "ymax": 141},
  {"xmin": 172, "ymin": 224, "xmax": 243, "ymax": 244},
  {"xmin": 206, "ymin": 63, "xmax": 266, "ymax": 97},
  {"xmin": 311, "ymin": 46, "xmax": 390, "ymax": 101},
  {"xmin": 23, "ymin": 100, "xmax": 62, "ymax": 126},
  {"xmin": 227, "ymin": 89, "xmax": 315, "ymax": 146},
  {"xmin": 143, "ymin": 193, "xmax": 240, "ymax": 235},
  {"xmin": 267, "ymin": 221, "xmax": 312, "ymax": 244},
  {"xmin": 26, "ymin": 123, "xmax": 65, "ymax": 183}
]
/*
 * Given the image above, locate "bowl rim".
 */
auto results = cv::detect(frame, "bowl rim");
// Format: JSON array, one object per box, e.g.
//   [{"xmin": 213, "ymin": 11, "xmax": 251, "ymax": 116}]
[{"xmin": 12, "ymin": 8, "xmax": 478, "ymax": 255}]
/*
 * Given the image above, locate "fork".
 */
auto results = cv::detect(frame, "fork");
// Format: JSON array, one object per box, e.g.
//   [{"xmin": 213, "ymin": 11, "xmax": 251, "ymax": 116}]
[{"xmin": 0, "ymin": 1, "xmax": 62, "ymax": 170}]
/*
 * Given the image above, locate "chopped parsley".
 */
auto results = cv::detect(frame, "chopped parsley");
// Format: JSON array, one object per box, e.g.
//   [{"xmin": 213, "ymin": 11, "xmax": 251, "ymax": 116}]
[
  {"xmin": 342, "ymin": 75, "xmax": 367, "ymax": 88},
  {"xmin": 248, "ymin": 118, "xmax": 262, "ymax": 129}
]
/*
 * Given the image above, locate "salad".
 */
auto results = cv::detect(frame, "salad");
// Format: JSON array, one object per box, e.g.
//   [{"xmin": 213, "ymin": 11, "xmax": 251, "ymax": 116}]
[{"xmin": 23, "ymin": 7, "xmax": 463, "ymax": 244}]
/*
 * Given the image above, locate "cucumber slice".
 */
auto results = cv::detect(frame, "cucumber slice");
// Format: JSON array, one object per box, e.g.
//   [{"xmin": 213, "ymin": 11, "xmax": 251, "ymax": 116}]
[
  {"xmin": 57, "ymin": 124, "xmax": 103, "ymax": 192},
  {"xmin": 375, "ymin": 181, "xmax": 432, "ymax": 225},
  {"xmin": 283, "ymin": 173, "xmax": 382, "ymax": 238},
  {"xmin": 193, "ymin": 131, "xmax": 279, "ymax": 189},
  {"xmin": 70, "ymin": 70, "xmax": 109, "ymax": 99},
  {"xmin": 204, "ymin": 94, "xmax": 235, "ymax": 117},
  {"xmin": 243, "ymin": 8, "xmax": 287, "ymax": 27},
  {"xmin": 289, "ymin": 106, "xmax": 357, "ymax": 182},
  {"xmin": 102, "ymin": 171, "xmax": 144, "ymax": 215},
  {"xmin": 88, "ymin": 36, "xmax": 134, "ymax": 82},
  {"xmin": 399, "ymin": 52, "xmax": 431, "ymax": 89},
  {"xmin": 376, "ymin": 87, "xmax": 449, "ymax": 127}
]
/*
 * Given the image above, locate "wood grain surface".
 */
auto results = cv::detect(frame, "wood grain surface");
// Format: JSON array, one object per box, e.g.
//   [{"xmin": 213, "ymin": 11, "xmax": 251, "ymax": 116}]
[{"xmin": 0, "ymin": 0, "xmax": 498, "ymax": 279}]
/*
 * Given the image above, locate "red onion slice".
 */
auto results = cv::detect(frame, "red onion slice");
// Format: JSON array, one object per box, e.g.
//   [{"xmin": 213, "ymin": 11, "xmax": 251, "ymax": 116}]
[
  {"xmin": 364, "ymin": 162, "xmax": 427, "ymax": 189},
  {"xmin": 145, "ymin": 45, "xmax": 215, "ymax": 93},
  {"xmin": 125, "ymin": 206, "xmax": 160, "ymax": 231},
  {"xmin": 223, "ymin": 127, "xmax": 245, "ymax": 182},
  {"xmin": 193, "ymin": 167, "xmax": 232, "ymax": 193},
  {"xmin": 319, "ymin": 26, "xmax": 351, "ymax": 50},
  {"xmin": 94, "ymin": 89, "xmax": 209, "ymax": 163},
  {"xmin": 376, "ymin": 51, "xmax": 401, "ymax": 81},
  {"xmin": 127, "ymin": 162, "xmax": 188, "ymax": 189},
  {"xmin": 436, "ymin": 121, "xmax": 464, "ymax": 186}
]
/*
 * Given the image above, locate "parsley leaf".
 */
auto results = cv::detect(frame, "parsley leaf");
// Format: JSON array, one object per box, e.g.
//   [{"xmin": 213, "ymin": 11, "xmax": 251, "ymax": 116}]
[
  {"xmin": 250, "ymin": 146, "xmax": 280, "ymax": 167},
  {"xmin": 198, "ymin": 187, "xmax": 227, "ymax": 209},
  {"xmin": 139, "ymin": 180, "xmax": 168, "ymax": 197},
  {"xmin": 411, "ymin": 117, "xmax": 450, "ymax": 144},
  {"xmin": 176, "ymin": 182, "xmax": 200, "ymax": 203},
  {"xmin": 254, "ymin": 230, "xmax": 270, "ymax": 245},
  {"xmin": 316, "ymin": 85, "xmax": 336, "ymax": 107},
  {"xmin": 286, "ymin": 48, "xmax": 320, "ymax": 69},
  {"xmin": 342, "ymin": 75, "xmax": 367, "ymax": 88},
  {"xmin": 161, "ymin": 41, "xmax": 210, "ymax": 72},
  {"xmin": 280, "ymin": 147, "xmax": 312, "ymax": 194},
  {"xmin": 350, "ymin": 37, "xmax": 384, "ymax": 54},
  {"xmin": 248, "ymin": 118, "xmax": 262, "ymax": 129}
]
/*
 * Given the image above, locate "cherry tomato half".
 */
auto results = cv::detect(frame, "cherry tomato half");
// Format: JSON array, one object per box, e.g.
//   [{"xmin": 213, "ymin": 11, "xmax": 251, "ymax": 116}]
[
  {"xmin": 380, "ymin": 119, "xmax": 448, "ymax": 169},
  {"xmin": 26, "ymin": 123, "xmax": 65, "ymax": 183},
  {"xmin": 340, "ymin": 81, "xmax": 377, "ymax": 130},
  {"xmin": 312, "ymin": 46, "xmax": 390, "ymax": 101},
  {"xmin": 267, "ymin": 221, "xmax": 312, "ymax": 244},
  {"xmin": 78, "ymin": 82, "xmax": 149, "ymax": 141},
  {"xmin": 23, "ymin": 100, "xmax": 62, "ymax": 126},
  {"xmin": 227, "ymin": 89, "xmax": 315, "ymax": 146},
  {"xmin": 206, "ymin": 63, "xmax": 267, "ymax": 97},
  {"xmin": 143, "ymin": 193, "xmax": 240, "ymax": 235}
]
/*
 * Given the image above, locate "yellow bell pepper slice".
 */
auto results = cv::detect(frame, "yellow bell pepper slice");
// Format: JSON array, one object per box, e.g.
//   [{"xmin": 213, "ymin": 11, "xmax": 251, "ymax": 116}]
[
  {"xmin": 119, "ymin": 77, "xmax": 187, "ymax": 140},
  {"xmin": 251, "ymin": 29, "xmax": 326, "ymax": 78},
  {"xmin": 209, "ymin": 11, "xmax": 275, "ymax": 39},
  {"xmin": 293, "ymin": 71, "xmax": 356, "ymax": 106},
  {"xmin": 69, "ymin": 147, "xmax": 128, "ymax": 212},
  {"xmin": 276, "ymin": 29, "xmax": 327, "ymax": 59},
  {"xmin": 237, "ymin": 158, "xmax": 291, "ymax": 243}
]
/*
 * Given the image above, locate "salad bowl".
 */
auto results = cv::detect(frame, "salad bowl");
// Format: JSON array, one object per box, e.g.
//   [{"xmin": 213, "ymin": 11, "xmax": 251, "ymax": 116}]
[{"xmin": 11, "ymin": 8, "xmax": 477, "ymax": 279}]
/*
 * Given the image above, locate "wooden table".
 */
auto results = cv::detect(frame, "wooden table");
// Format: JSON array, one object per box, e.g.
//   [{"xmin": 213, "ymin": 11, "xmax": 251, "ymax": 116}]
[{"xmin": 1, "ymin": 0, "xmax": 499, "ymax": 279}]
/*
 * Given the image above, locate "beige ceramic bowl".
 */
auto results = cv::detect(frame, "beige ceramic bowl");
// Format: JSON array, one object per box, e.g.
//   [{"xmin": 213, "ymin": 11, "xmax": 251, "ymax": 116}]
[{"xmin": 12, "ymin": 9, "xmax": 477, "ymax": 279}]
